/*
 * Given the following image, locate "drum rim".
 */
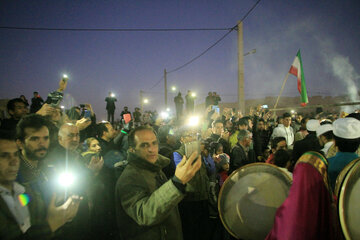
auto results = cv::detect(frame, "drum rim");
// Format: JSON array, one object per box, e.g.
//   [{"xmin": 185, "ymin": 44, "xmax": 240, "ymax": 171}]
[
  {"xmin": 338, "ymin": 158, "xmax": 360, "ymax": 240},
  {"xmin": 335, "ymin": 158, "xmax": 360, "ymax": 198},
  {"xmin": 217, "ymin": 162, "xmax": 292, "ymax": 239}
]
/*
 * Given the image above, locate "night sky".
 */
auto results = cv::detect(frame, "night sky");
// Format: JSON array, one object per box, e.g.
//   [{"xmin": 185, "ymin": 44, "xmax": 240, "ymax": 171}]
[{"xmin": 1, "ymin": 0, "xmax": 359, "ymax": 120}]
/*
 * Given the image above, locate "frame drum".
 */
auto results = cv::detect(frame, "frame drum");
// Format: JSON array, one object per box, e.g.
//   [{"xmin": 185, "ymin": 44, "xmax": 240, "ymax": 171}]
[
  {"xmin": 218, "ymin": 163, "xmax": 292, "ymax": 240},
  {"xmin": 336, "ymin": 158, "xmax": 360, "ymax": 239}
]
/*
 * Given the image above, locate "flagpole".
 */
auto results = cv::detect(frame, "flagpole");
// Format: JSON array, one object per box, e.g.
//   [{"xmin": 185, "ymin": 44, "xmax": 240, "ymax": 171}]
[{"xmin": 273, "ymin": 72, "xmax": 290, "ymax": 110}]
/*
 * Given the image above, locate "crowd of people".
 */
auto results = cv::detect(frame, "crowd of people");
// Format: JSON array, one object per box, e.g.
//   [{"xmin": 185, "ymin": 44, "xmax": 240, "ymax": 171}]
[{"xmin": 0, "ymin": 78, "xmax": 359, "ymax": 240}]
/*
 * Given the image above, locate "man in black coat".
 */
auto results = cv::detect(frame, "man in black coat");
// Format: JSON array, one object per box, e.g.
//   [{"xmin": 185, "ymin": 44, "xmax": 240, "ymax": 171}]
[
  {"xmin": 105, "ymin": 92, "xmax": 117, "ymax": 125},
  {"xmin": 0, "ymin": 98, "xmax": 28, "ymax": 131},
  {"xmin": 209, "ymin": 119, "xmax": 231, "ymax": 155},
  {"xmin": 292, "ymin": 119, "xmax": 322, "ymax": 162},
  {"xmin": 230, "ymin": 129, "xmax": 256, "ymax": 174},
  {"xmin": 30, "ymin": 92, "xmax": 44, "ymax": 113}
]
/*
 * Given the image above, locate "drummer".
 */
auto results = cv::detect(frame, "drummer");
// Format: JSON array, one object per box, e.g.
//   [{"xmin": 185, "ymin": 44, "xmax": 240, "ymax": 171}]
[{"xmin": 328, "ymin": 117, "xmax": 360, "ymax": 190}]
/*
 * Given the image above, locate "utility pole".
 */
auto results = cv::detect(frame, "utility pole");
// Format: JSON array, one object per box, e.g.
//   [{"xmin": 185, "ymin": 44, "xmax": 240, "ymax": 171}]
[
  {"xmin": 237, "ymin": 21, "xmax": 245, "ymax": 114},
  {"xmin": 164, "ymin": 69, "xmax": 168, "ymax": 109},
  {"xmin": 140, "ymin": 90, "xmax": 144, "ymax": 112}
]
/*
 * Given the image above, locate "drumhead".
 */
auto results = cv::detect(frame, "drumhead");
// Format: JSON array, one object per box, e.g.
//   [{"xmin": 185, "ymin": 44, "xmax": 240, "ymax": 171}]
[
  {"xmin": 338, "ymin": 159, "xmax": 360, "ymax": 240},
  {"xmin": 218, "ymin": 163, "xmax": 292, "ymax": 240},
  {"xmin": 335, "ymin": 158, "xmax": 360, "ymax": 198}
]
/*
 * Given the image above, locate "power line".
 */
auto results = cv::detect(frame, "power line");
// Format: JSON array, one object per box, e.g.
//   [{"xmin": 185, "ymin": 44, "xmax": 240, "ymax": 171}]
[
  {"xmin": 0, "ymin": 26, "xmax": 230, "ymax": 32},
  {"xmin": 149, "ymin": 76, "xmax": 164, "ymax": 90},
  {"xmin": 167, "ymin": 0, "xmax": 263, "ymax": 74}
]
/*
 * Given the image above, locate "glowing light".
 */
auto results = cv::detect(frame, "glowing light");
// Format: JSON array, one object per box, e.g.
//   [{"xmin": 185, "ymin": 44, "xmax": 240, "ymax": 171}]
[
  {"xmin": 191, "ymin": 92, "xmax": 196, "ymax": 97},
  {"xmin": 18, "ymin": 194, "xmax": 31, "ymax": 206},
  {"xmin": 166, "ymin": 108, "xmax": 170, "ymax": 112},
  {"xmin": 58, "ymin": 172, "xmax": 75, "ymax": 188},
  {"xmin": 187, "ymin": 116, "xmax": 200, "ymax": 127},
  {"xmin": 171, "ymin": 86, "xmax": 176, "ymax": 91},
  {"xmin": 161, "ymin": 111, "xmax": 169, "ymax": 119},
  {"xmin": 143, "ymin": 99, "xmax": 149, "ymax": 104},
  {"xmin": 60, "ymin": 105, "xmax": 65, "ymax": 109},
  {"xmin": 63, "ymin": 74, "xmax": 68, "ymax": 78},
  {"xmin": 110, "ymin": 93, "xmax": 115, "ymax": 97},
  {"xmin": 291, "ymin": 110, "xmax": 295, "ymax": 114}
]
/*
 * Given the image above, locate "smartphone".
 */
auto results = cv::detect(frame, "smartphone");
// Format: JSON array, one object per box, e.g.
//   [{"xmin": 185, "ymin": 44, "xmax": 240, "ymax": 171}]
[
  {"xmin": 184, "ymin": 141, "xmax": 200, "ymax": 162},
  {"xmin": 84, "ymin": 110, "xmax": 91, "ymax": 119},
  {"xmin": 212, "ymin": 105, "xmax": 220, "ymax": 114}
]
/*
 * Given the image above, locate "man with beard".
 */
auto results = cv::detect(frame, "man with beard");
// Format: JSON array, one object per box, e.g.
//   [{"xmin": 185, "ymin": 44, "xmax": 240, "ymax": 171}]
[
  {"xmin": 15, "ymin": 114, "xmax": 50, "ymax": 184},
  {"xmin": 1, "ymin": 129, "xmax": 81, "ymax": 239}
]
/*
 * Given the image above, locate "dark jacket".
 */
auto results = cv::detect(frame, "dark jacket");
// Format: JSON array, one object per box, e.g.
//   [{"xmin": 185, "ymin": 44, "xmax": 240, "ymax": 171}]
[
  {"xmin": 115, "ymin": 152, "xmax": 184, "ymax": 240},
  {"xmin": 46, "ymin": 146, "xmax": 92, "ymax": 240},
  {"xmin": 253, "ymin": 129, "xmax": 271, "ymax": 158},
  {"xmin": 30, "ymin": 97, "xmax": 44, "ymax": 113},
  {"xmin": 209, "ymin": 133, "xmax": 231, "ymax": 155},
  {"xmin": 175, "ymin": 145, "xmax": 209, "ymax": 201},
  {"xmin": 0, "ymin": 118, "xmax": 19, "ymax": 131},
  {"xmin": 0, "ymin": 183, "xmax": 52, "ymax": 240},
  {"xmin": 105, "ymin": 97, "xmax": 117, "ymax": 111},
  {"xmin": 292, "ymin": 133, "xmax": 322, "ymax": 162},
  {"xmin": 230, "ymin": 143, "xmax": 255, "ymax": 174}
]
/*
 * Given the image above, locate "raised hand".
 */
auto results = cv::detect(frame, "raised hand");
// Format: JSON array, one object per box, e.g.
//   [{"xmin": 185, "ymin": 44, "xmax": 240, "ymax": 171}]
[
  {"xmin": 174, "ymin": 151, "xmax": 202, "ymax": 184},
  {"xmin": 88, "ymin": 155, "xmax": 104, "ymax": 175},
  {"xmin": 36, "ymin": 103, "xmax": 56, "ymax": 117},
  {"xmin": 76, "ymin": 118, "xmax": 91, "ymax": 131},
  {"xmin": 46, "ymin": 193, "xmax": 82, "ymax": 232}
]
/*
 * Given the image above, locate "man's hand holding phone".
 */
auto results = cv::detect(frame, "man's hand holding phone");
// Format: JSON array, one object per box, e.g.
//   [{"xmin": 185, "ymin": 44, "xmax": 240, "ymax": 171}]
[
  {"xmin": 76, "ymin": 118, "xmax": 91, "ymax": 131},
  {"xmin": 174, "ymin": 152, "xmax": 202, "ymax": 184},
  {"xmin": 46, "ymin": 193, "xmax": 82, "ymax": 232},
  {"xmin": 36, "ymin": 103, "xmax": 56, "ymax": 117},
  {"xmin": 88, "ymin": 155, "xmax": 104, "ymax": 175}
]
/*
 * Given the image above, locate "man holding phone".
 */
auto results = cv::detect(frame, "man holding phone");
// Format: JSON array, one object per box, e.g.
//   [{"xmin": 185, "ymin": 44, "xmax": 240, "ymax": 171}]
[
  {"xmin": 116, "ymin": 126, "xmax": 201, "ymax": 240},
  {"xmin": 0, "ymin": 130, "xmax": 81, "ymax": 239},
  {"xmin": 173, "ymin": 128, "xmax": 212, "ymax": 240}
]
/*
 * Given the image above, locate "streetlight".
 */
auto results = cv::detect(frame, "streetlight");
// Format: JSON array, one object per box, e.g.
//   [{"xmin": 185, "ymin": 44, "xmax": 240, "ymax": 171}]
[
  {"xmin": 171, "ymin": 86, "xmax": 177, "ymax": 92},
  {"xmin": 143, "ymin": 98, "xmax": 149, "ymax": 104}
]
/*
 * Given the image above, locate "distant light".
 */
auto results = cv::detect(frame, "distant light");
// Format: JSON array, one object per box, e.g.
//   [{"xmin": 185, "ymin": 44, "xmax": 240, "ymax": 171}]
[
  {"xmin": 111, "ymin": 93, "xmax": 115, "ymax": 97},
  {"xmin": 291, "ymin": 110, "xmax": 295, "ymax": 114},
  {"xmin": 63, "ymin": 74, "xmax": 68, "ymax": 78},
  {"xmin": 187, "ymin": 116, "xmax": 200, "ymax": 127},
  {"xmin": 143, "ymin": 98, "xmax": 149, "ymax": 104},
  {"xmin": 161, "ymin": 111, "xmax": 169, "ymax": 119},
  {"xmin": 60, "ymin": 105, "xmax": 65, "ymax": 109},
  {"xmin": 166, "ymin": 108, "xmax": 170, "ymax": 112},
  {"xmin": 58, "ymin": 172, "xmax": 75, "ymax": 188},
  {"xmin": 171, "ymin": 86, "xmax": 176, "ymax": 91},
  {"xmin": 191, "ymin": 92, "xmax": 196, "ymax": 97}
]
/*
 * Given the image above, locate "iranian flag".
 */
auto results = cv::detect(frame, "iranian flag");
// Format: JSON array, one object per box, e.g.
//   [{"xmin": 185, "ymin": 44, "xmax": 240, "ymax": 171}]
[{"xmin": 289, "ymin": 50, "xmax": 308, "ymax": 106}]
